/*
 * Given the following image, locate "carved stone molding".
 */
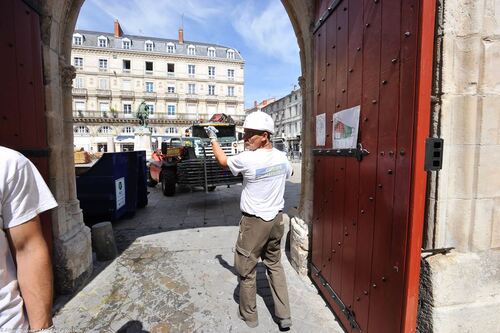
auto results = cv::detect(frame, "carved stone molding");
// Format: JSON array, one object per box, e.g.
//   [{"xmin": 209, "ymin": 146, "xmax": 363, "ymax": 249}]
[{"xmin": 60, "ymin": 64, "xmax": 76, "ymax": 87}]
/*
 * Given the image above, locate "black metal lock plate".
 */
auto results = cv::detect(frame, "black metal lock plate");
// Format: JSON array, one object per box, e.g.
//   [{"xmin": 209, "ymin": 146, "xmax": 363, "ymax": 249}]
[{"xmin": 425, "ymin": 138, "xmax": 444, "ymax": 171}]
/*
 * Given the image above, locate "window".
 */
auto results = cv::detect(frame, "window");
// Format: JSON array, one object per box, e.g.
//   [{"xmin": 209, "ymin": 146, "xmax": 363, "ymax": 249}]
[
  {"xmin": 98, "ymin": 126, "xmax": 112, "ymax": 134},
  {"xmin": 167, "ymin": 86, "xmax": 175, "ymax": 93},
  {"xmin": 122, "ymin": 38, "xmax": 131, "ymax": 49},
  {"xmin": 227, "ymin": 49, "xmax": 235, "ymax": 59},
  {"xmin": 122, "ymin": 80, "xmax": 131, "ymax": 91},
  {"xmin": 187, "ymin": 45, "xmax": 196, "ymax": 55},
  {"xmin": 123, "ymin": 126, "xmax": 134, "ymax": 134},
  {"xmin": 188, "ymin": 64, "xmax": 195, "ymax": 76},
  {"xmin": 167, "ymin": 105, "xmax": 176, "ymax": 116},
  {"xmin": 98, "ymin": 36, "xmax": 108, "ymax": 48},
  {"xmin": 74, "ymin": 101, "xmax": 85, "ymax": 113},
  {"xmin": 146, "ymin": 103, "xmax": 155, "ymax": 114},
  {"xmin": 167, "ymin": 43, "xmax": 175, "ymax": 53},
  {"xmin": 188, "ymin": 84, "xmax": 195, "ymax": 94},
  {"xmin": 228, "ymin": 69, "xmax": 235, "ymax": 80},
  {"xmin": 74, "ymin": 57, "xmax": 83, "ymax": 69},
  {"xmin": 145, "ymin": 61, "xmax": 153, "ymax": 73},
  {"xmin": 208, "ymin": 66, "xmax": 215, "ymax": 78},
  {"xmin": 145, "ymin": 40, "xmax": 154, "ymax": 51},
  {"xmin": 98, "ymin": 78, "xmax": 109, "ymax": 90},
  {"xmin": 74, "ymin": 77, "xmax": 84, "ymax": 88},
  {"xmin": 73, "ymin": 34, "xmax": 82, "ymax": 45},
  {"xmin": 99, "ymin": 103, "xmax": 109, "ymax": 117},
  {"xmin": 208, "ymin": 85, "xmax": 215, "ymax": 96},
  {"xmin": 208, "ymin": 47, "xmax": 216, "ymax": 57},
  {"xmin": 148, "ymin": 127, "xmax": 157, "ymax": 133},
  {"xmin": 145, "ymin": 82, "xmax": 154, "ymax": 93},
  {"xmin": 167, "ymin": 127, "xmax": 177, "ymax": 134},
  {"xmin": 167, "ymin": 63, "xmax": 175, "ymax": 75},
  {"xmin": 123, "ymin": 59, "xmax": 131, "ymax": 72},
  {"xmin": 227, "ymin": 86, "xmax": 235, "ymax": 96},
  {"xmin": 123, "ymin": 104, "xmax": 132, "ymax": 114},
  {"xmin": 74, "ymin": 125, "xmax": 89, "ymax": 134},
  {"xmin": 99, "ymin": 59, "xmax": 108, "ymax": 71}
]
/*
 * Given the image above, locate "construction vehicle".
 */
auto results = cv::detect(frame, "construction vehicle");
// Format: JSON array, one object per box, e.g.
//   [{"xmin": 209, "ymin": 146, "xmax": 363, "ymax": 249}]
[{"xmin": 147, "ymin": 114, "xmax": 243, "ymax": 196}]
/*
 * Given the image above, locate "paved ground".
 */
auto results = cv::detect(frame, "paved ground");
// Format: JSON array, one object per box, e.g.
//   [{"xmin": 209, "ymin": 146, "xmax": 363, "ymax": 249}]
[{"xmin": 53, "ymin": 162, "xmax": 344, "ymax": 333}]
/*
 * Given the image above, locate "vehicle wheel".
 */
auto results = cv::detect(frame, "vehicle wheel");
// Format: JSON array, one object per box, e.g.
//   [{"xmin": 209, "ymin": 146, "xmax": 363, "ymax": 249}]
[
  {"xmin": 147, "ymin": 170, "xmax": 158, "ymax": 187},
  {"xmin": 161, "ymin": 168, "xmax": 176, "ymax": 196},
  {"xmin": 207, "ymin": 186, "xmax": 216, "ymax": 192}
]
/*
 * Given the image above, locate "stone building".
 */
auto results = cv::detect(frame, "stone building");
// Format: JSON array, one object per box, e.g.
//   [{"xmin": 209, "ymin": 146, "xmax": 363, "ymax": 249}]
[
  {"xmin": 71, "ymin": 20, "xmax": 245, "ymax": 152},
  {"xmin": 261, "ymin": 87, "xmax": 302, "ymax": 153},
  {"xmin": 3, "ymin": 1, "xmax": 499, "ymax": 332}
]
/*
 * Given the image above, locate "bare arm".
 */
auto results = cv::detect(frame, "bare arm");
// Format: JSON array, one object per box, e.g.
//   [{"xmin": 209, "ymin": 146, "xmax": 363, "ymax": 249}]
[
  {"xmin": 210, "ymin": 139, "xmax": 228, "ymax": 168},
  {"xmin": 6, "ymin": 216, "xmax": 53, "ymax": 330}
]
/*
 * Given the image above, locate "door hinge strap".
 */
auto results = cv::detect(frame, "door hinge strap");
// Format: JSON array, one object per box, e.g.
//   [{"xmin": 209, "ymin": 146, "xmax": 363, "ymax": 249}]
[{"xmin": 311, "ymin": 263, "xmax": 361, "ymax": 330}]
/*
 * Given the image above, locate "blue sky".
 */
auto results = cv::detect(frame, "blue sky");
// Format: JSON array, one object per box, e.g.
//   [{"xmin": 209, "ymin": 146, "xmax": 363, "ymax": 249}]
[{"xmin": 76, "ymin": 0, "xmax": 301, "ymax": 108}]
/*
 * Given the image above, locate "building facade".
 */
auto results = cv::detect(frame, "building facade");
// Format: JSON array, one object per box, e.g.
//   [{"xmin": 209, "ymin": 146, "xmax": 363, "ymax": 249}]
[
  {"xmin": 262, "ymin": 87, "xmax": 302, "ymax": 153},
  {"xmin": 71, "ymin": 20, "xmax": 245, "ymax": 152}
]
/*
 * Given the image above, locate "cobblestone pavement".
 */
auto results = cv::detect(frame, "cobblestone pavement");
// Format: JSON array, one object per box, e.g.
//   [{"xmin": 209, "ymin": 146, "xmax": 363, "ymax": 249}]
[{"xmin": 54, "ymin": 162, "xmax": 344, "ymax": 333}]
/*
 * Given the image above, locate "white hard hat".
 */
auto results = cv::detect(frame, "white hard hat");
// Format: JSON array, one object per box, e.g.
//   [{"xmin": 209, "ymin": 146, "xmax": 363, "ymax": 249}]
[{"xmin": 243, "ymin": 111, "xmax": 274, "ymax": 134}]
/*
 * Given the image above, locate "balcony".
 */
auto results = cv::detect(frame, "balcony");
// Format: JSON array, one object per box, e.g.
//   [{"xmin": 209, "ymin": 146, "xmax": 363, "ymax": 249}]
[
  {"xmin": 185, "ymin": 94, "xmax": 198, "ymax": 101},
  {"xmin": 120, "ymin": 90, "xmax": 135, "ymax": 98},
  {"xmin": 72, "ymin": 88, "xmax": 87, "ymax": 97},
  {"xmin": 96, "ymin": 89, "xmax": 112, "ymax": 98},
  {"xmin": 142, "ymin": 91, "xmax": 157, "ymax": 100},
  {"xmin": 73, "ymin": 110, "xmax": 135, "ymax": 120},
  {"xmin": 205, "ymin": 94, "xmax": 218, "ymax": 102},
  {"xmin": 163, "ymin": 92, "xmax": 178, "ymax": 100},
  {"xmin": 225, "ymin": 95, "xmax": 239, "ymax": 103}
]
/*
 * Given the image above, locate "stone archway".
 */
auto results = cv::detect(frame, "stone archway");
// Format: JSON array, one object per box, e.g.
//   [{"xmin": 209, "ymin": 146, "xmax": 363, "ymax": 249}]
[{"xmin": 39, "ymin": 0, "xmax": 316, "ymax": 292}]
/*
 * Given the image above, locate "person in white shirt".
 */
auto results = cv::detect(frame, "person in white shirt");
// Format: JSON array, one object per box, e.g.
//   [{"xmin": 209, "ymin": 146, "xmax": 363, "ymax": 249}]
[
  {"xmin": 0, "ymin": 146, "xmax": 57, "ymax": 332},
  {"xmin": 205, "ymin": 111, "xmax": 292, "ymax": 329}
]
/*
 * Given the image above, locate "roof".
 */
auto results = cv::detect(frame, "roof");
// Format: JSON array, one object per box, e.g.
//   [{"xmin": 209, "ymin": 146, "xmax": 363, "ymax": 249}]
[{"xmin": 73, "ymin": 29, "xmax": 244, "ymax": 61}]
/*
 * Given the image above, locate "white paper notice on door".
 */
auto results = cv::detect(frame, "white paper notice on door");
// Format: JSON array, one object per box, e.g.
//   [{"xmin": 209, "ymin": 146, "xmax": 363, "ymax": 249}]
[
  {"xmin": 115, "ymin": 177, "xmax": 126, "ymax": 210},
  {"xmin": 316, "ymin": 113, "xmax": 326, "ymax": 146},
  {"xmin": 332, "ymin": 105, "xmax": 361, "ymax": 149}
]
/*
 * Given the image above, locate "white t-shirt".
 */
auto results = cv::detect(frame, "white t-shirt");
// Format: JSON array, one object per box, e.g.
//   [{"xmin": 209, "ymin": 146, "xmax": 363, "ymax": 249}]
[
  {"xmin": 227, "ymin": 148, "xmax": 292, "ymax": 221},
  {"xmin": 0, "ymin": 146, "xmax": 58, "ymax": 331}
]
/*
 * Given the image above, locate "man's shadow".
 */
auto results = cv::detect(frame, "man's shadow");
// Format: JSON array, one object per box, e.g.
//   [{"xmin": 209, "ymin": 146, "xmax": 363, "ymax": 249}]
[
  {"xmin": 215, "ymin": 254, "xmax": 290, "ymax": 331},
  {"xmin": 116, "ymin": 320, "xmax": 149, "ymax": 333}
]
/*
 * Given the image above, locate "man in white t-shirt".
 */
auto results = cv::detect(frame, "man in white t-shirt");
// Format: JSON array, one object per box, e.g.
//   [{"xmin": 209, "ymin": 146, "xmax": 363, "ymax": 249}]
[
  {"xmin": 205, "ymin": 111, "xmax": 292, "ymax": 329},
  {"xmin": 0, "ymin": 146, "xmax": 57, "ymax": 332}
]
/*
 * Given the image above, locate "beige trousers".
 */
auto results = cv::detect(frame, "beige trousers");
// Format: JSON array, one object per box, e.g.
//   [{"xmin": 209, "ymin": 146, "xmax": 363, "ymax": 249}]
[{"xmin": 234, "ymin": 213, "xmax": 291, "ymax": 322}]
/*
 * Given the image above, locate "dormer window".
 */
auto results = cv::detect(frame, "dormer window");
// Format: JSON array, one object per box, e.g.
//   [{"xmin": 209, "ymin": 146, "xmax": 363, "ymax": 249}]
[
  {"xmin": 97, "ymin": 36, "xmax": 108, "ymax": 48},
  {"xmin": 167, "ymin": 43, "xmax": 175, "ymax": 54},
  {"xmin": 207, "ymin": 47, "xmax": 216, "ymax": 57},
  {"xmin": 122, "ymin": 38, "xmax": 131, "ymax": 49},
  {"xmin": 145, "ymin": 40, "xmax": 154, "ymax": 52},
  {"xmin": 227, "ymin": 49, "xmax": 235, "ymax": 59},
  {"xmin": 73, "ymin": 33, "xmax": 83, "ymax": 46},
  {"xmin": 187, "ymin": 45, "xmax": 196, "ymax": 56}
]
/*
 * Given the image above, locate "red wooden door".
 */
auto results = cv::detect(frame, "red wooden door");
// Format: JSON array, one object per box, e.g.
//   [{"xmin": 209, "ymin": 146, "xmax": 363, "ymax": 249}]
[
  {"xmin": 311, "ymin": 0, "xmax": 435, "ymax": 332},
  {"xmin": 0, "ymin": 0, "xmax": 53, "ymax": 248}
]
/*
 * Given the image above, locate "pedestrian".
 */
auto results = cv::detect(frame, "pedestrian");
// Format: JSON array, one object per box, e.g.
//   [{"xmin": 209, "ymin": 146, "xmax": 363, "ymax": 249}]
[
  {"xmin": 0, "ymin": 146, "xmax": 57, "ymax": 332},
  {"xmin": 205, "ymin": 111, "xmax": 293, "ymax": 329}
]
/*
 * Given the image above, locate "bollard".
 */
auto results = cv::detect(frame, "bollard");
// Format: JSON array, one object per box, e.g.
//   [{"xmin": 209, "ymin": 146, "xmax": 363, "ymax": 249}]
[{"xmin": 91, "ymin": 221, "xmax": 118, "ymax": 261}]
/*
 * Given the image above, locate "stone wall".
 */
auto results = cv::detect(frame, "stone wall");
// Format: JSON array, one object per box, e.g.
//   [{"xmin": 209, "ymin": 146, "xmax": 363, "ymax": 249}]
[{"xmin": 423, "ymin": 0, "xmax": 500, "ymax": 331}]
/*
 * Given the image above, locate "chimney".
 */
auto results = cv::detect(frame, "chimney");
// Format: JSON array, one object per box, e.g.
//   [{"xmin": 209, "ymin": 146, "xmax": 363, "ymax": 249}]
[
  {"xmin": 178, "ymin": 28, "xmax": 184, "ymax": 44},
  {"xmin": 114, "ymin": 19, "xmax": 123, "ymax": 37},
  {"xmin": 254, "ymin": 100, "xmax": 257, "ymax": 108}
]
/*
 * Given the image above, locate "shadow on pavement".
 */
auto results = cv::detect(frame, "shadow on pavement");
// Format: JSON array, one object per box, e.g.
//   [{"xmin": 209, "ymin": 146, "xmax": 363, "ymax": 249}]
[
  {"xmin": 54, "ymin": 180, "xmax": 301, "ymax": 318},
  {"xmin": 116, "ymin": 320, "xmax": 149, "ymax": 333}
]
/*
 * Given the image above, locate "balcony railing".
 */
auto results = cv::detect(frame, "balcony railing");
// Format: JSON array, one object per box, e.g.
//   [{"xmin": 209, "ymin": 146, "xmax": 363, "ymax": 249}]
[
  {"xmin": 96, "ymin": 89, "xmax": 112, "ymax": 97},
  {"xmin": 72, "ymin": 88, "xmax": 87, "ymax": 96},
  {"xmin": 120, "ymin": 90, "xmax": 135, "ymax": 98},
  {"xmin": 73, "ymin": 110, "xmax": 246, "ymax": 124},
  {"xmin": 142, "ymin": 91, "xmax": 157, "ymax": 99}
]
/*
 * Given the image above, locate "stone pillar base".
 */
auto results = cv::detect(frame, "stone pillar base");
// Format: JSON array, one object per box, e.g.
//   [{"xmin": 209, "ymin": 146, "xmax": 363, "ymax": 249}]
[
  {"xmin": 290, "ymin": 215, "xmax": 310, "ymax": 276},
  {"xmin": 53, "ymin": 224, "xmax": 93, "ymax": 294},
  {"xmin": 134, "ymin": 127, "xmax": 152, "ymax": 157},
  {"xmin": 418, "ymin": 250, "xmax": 500, "ymax": 333}
]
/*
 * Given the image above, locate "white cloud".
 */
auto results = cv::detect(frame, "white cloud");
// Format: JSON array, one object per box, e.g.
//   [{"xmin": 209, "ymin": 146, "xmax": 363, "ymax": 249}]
[
  {"xmin": 86, "ymin": 0, "xmax": 227, "ymax": 38},
  {"xmin": 231, "ymin": 1, "xmax": 300, "ymax": 65}
]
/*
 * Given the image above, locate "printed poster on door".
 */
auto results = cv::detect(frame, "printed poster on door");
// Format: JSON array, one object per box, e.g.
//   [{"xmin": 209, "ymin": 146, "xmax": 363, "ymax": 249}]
[
  {"xmin": 115, "ymin": 177, "xmax": 126, "ymax": 210},
  {"xmin": 332, "ymin": 105, "xmax": 361, "ymax": 149},
  {"xmin": 316, "ymin": 113, "xmax": 326, "ymax": 146}
]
